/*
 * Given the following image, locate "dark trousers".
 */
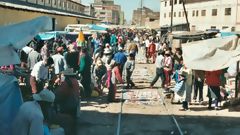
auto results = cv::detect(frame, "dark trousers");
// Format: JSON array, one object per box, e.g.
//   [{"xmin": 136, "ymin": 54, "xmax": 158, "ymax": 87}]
[
  {"xmin": 193, "ymin": 79, "xmax": 204, "ymax": 101},
  {"xmin": 150, "ymin": 68, "xmax": 165, "ymax": 87},
  {"xmin": 126, "ymin": 70, "xmax": 134, "ymax": 87},
  {"xmin": 81, "ymin": 73, "xmax": 92, "ymax": 98},
  {"xmin": 208, "ymin": 86, "xmax": 221, "ymax": 107},
  {"xmin": 108, "ymin": 82, "xmax": 115, "ymax": 102}
]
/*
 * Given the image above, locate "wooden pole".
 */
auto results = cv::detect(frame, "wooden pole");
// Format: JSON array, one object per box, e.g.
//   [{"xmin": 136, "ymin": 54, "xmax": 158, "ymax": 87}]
[
  {"xmin": 170, "ymin": 0, "xmax": 173, "ymax": 32},
  {"xmin": 182, "ymin": 0, "xmax": 190, "ymax": 31}
]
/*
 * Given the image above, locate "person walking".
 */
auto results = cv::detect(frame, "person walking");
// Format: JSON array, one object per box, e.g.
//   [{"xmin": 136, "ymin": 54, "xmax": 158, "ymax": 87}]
[
  {"xmin": 150, "ymin": 50, "xmax": 165, "ymax": 88},
  {"xmin": 113, "ymin": 46, "xmax": 127, "ymax": 75},
  {"xmin": 163, "ymin": 50, "xmax": 173, "ymax": 88}
]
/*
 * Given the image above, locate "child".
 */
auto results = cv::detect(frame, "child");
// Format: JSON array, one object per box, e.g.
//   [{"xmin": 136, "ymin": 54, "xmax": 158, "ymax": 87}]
[{"xmin": 123, "ymin": 53, "xmax": 135, "ymax": 89}]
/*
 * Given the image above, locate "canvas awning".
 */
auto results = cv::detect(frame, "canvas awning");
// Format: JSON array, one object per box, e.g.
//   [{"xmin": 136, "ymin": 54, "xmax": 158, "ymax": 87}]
[
  {"xmin": 0, "ymin": 16, "xmax": 52, "ymax": 66},
  {"xmin": 182, "ymin": 35, "xmax": 240, "ymax": 71}
]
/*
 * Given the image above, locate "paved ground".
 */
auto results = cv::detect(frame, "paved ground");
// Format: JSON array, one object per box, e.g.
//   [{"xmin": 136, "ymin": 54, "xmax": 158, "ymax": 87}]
[{"xmin": 77, "ymin": 52, "xmax": 240, "ymax": 135}]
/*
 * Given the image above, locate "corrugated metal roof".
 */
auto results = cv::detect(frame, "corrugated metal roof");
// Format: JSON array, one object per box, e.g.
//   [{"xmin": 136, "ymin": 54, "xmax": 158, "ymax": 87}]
[{"xmin": 0, "ymin": 2, "xmax": 99, "ymax": 20}]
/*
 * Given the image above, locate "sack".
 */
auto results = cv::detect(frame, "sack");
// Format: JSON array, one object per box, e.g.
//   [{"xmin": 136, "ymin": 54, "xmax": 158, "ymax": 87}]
[{"xmin": 174, "ymin": 80, "xmax": 185, "ymax": 96}]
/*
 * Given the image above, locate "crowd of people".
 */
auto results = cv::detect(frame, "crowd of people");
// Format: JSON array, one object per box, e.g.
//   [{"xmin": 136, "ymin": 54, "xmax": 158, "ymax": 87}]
[{"xmin": 0, "ymin": 27, "xmax": 231, "ymax": 135}]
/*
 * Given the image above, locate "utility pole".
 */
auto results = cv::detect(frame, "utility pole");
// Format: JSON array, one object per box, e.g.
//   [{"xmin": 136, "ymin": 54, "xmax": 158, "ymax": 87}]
[
  {"xmin": 182, "ymin": 0, "xmax": 190, "ymax": 31},
  {"xmin": 140, "ymin": 0, "xmax": 143, "ymax": 26},
  {"xmin": 170, "ymin": 0, "xmax": 174, "ymax": 32}
]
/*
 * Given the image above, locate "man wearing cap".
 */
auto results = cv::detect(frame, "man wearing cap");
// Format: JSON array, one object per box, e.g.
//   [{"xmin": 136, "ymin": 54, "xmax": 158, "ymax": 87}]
[
  {"xmin": 12, "ymin": 89, "xmax": 55, "ymax": 135},
  {"xmin": 30, "ymin": 57, "xmax": 54, "ymax": 94}
]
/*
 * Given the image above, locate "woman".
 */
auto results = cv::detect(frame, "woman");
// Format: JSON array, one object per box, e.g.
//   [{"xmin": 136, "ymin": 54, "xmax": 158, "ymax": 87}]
[
  {"xmin": 55, "ymin": 68, "xmax": 80, "ymax": 117},
  {"xmin": 163, "ymin": 50, "xmax": 173, "ymax": 88}
]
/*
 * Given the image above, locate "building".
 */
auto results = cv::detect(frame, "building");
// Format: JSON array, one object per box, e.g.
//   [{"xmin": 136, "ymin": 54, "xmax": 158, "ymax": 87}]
[
  {"xmin": 92, "ymin": 0, "xmax": 123, "ymax": 25},
  {"xmin": 132, "ymin": 6, "xmax": 160, "ymax": 27},
  {"xmin": 0, "ymin": 0, "xmax": 100, "ymax": 30},
  {"xmin": 119, "ymin": 11, "xmax": 125, "ymax": 25},
  {"xmin": 84, "ymin": 5, "xmax": 95, "ymax": 17},
  {"xmin": 160, "ymin": 0, "xmax": 240, "ymax": 31}
]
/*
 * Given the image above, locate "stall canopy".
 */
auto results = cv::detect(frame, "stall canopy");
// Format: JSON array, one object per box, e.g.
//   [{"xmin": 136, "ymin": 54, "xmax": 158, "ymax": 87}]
[
  {"xmin": 0, "ymin": 16, "xmax": 52, "ymax": 66},
  {"xmin": 182, "ymin": 35, "xmax": 240, "ymax": 71},
  {"xmin": 36, "ymin": 31, "xmax": 67, "ymax": 40},
  {"xmin": 88, "ymin": 24, "xmax": 107, "ymax": 31}
]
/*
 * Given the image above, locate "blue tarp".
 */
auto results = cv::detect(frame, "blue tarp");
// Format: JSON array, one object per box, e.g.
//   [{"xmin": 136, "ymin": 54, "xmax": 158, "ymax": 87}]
[
  {"xmin": 0, "ymin": 73, "xmax": 23, "ymax": 135},
  {"xmin": 88, "ymin": 24, "xmax": 107, "ymax": 31},
  {"xmin": 36, "ymin": 31, "xmax": 67, "ymax": 40},
  {"xmin": 221, "ymin": 32, "xmax": 236, "ymax": 37}
]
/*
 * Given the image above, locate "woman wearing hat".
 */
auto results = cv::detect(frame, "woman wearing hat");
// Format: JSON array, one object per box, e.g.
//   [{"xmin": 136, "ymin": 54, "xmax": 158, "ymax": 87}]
[{"xmin": 55, "ymin": 68, "xmax": 80, "ymax": 118}]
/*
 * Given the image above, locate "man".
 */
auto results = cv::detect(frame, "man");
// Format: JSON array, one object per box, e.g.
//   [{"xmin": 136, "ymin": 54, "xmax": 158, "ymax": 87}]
[
  {"xmin": 79, "ymin": 48, "xmax": 92, "ymax": 97},
  {"xmin": 127, "ymin": 41, "xmax": 138, "ymax": 59},
  {"xmin": 12, "ymin": 89, "xmax": 55, "ymax": 135},
  {"xmin": 30, "ymin": 57, "xmax": 54, "ymax": 94},
  {"xmin": 193, "ymin": 70, "xmax": 205, "ymax": 103},
  {"xmin": 113, "ymin": 46, "xmax": 127, "ymax": 75},
  {"xmin": 27, "ymin": 45, "xmax": 41, "ymax": 71},
  {"xmin": 51, "ymin": 47, "xmax": 67, "ymax": 75},
  {"xmin": 150, "ymin": 50, "xmax": 165, "ymax": 88}
]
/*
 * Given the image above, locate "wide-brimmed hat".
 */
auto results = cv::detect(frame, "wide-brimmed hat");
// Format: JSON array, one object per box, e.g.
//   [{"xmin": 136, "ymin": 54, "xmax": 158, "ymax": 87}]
[
  {"xmin": 62, "ymin": 68, "xmax": 77, "ymax": 76},
  {"xmin": 33, "ymin": 89, "xmax": 55, "ymax": 103}
]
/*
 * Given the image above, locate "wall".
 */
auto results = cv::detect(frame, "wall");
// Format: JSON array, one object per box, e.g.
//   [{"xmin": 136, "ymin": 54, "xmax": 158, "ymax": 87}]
[
  {"xmin": 0, "ymin": 7, "xmax": 99, "ymax": 30},
  {"xmin": 160, "ymin": 0, "xmax": 240, "ymax": 31}
]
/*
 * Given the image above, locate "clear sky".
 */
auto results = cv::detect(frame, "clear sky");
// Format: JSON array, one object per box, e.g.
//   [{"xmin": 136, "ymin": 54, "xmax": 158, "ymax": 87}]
[{"xmin": 81, "ymin": 0, "xmax": 160, "ymax": 22}]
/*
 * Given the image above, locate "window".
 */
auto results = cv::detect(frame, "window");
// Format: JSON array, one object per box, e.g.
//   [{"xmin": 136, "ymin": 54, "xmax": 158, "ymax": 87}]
[
  {"xmin": 174, "ymin": 12, "xmax": 176, "ymax": 17},
  {"xmin": 179, "ymin": 0, "xmax": 183, "ymax": 4},
  {"xmin": 225, "ymin": 8, "xmax": 231, "ymax": 16},
  {"xmin": 182, "ymin": 11, "xmax": 185, "ymax": 17},
  {"xmin": 201, "ymin": 10, "xmax": 206, "ymax": 16},
  {"xmin": 231, "ymin": 27, "xmax": 236, "ymax": 32},
  {"xmin": 164, "ymin": 13, "xmax": 166, "ymax": 18},
  {"xmin": 211, "ymin": 26, "xmax": 216, "ymax": 29},
  {"xmin": 192, "ymin": 10, "xmax": 195, "ymax": 16},
  {"xmin": 170, "ymin": 0, "xmax": 173, "ymax": 6},
  {"xmin": 196, "ymin": 10, "xmax": 198, "ymax": 17},
  {"xmin": 165, "ymin": 1, "xmax": 167, "ymax": 7},
  {"xmin": 100, "ymin": 12, "xmax": 105, "ymax": 15},
  {"xmin": 212, "ymin": 9, "xmax": 217, "ymax": 16},
  {"xmin": 222, "ymin": 26, "xmax": 228, "ymax": 30},
  {"xmin": 179, "ymin": 12, "xmax": 181, "ymax": 17},
  {"xmin": 48, "ymin": 0, "xmax": 51, "ymax": 4},
  {"xmin": 174, "ymin": 0, "xmax": 177, "ymax": 4},
  {"xmin": 169, "ymin": 12, "xmax": 171, "ymax": 17},
  {"xmin": 54, "ymin": 0, "xmax": 56, "ymax": 5}
]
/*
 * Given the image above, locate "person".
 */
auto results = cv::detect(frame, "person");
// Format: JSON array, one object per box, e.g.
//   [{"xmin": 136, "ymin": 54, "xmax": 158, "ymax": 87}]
[
  {"xmin": 65, "ymin": 44, "xmax": 79, "ymax": 72},
  {"xmin": 93, "ymin": 59, "xmax": 107, "ymax": 92},
  {"xmin": 163, "ymin": 50, "xmax": 173, "ymax": 88},
  {"xmin": 51, "ymin": 47, "xmax": 67, "ymax": 75},
  {"xmin": 150, "ymin": 50, "xmax": 165, "ymax": 88},
  {"xmin": 205, "ymin": 70, "xmax": 222, "ymax": 110},
  {"xmin": 102, "ymin": 44, "xmax": 113, "ymax": 64},
  {"xmin": 12, "ymin": 89, "xmax": 55, "ymax": 135},
  {"xmin": 27, "ymin": 45, "xmax": 41, "ymax": 71},
  {"xmin": 113, "ymin": 46, "xmax": 127, "ymax": 75},
  {"xmin": 123, "ymin": 53, "xmax": 135, "ymax": 89},
  {"xmin": 148, "ymin": 41, "xmax": 156, "ymax": 63},
  {"xmin": 107, "ymin": 62, "xmax": 124, "ymax": 102},
  {"xmin": 179, "ymin": 66, "xmax": 193, "ymax": 111},
  {"xmin": 79, "ymin": 48, "xmax": 92, "ymax": 97},
  {"xmin": 30, "ymin": 57, "xmax": 54, "ymax": 94},
  {"xmin": 55, "ymin": 68, "xmax": 80, "ymax": 117},
  {"xmin": 127, "ymin": 41, "xmax": 138, "ymax": 59},
  {"xmin": 193, "ymin": 70, "xmax": 205, "ymax": 103},
  {"xmin": 173, "ymin": 48, "xmax": 183, "ymax": 71}
]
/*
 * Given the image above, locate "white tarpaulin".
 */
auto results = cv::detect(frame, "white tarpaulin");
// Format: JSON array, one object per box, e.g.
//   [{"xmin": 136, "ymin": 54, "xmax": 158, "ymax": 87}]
[
  {"xmin": 0, "ymin": 16, "xmax": 52, "ymax": 66},
  {"xmin": 182, "ymin": 35, "xmax": 240, "ymax": 71}
]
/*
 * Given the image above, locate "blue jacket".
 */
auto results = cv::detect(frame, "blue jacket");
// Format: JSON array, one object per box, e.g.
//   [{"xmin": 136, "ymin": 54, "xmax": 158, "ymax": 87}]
[{"xmin": 113, "ymin": 52, "xmax": 127, "ymax": 65}]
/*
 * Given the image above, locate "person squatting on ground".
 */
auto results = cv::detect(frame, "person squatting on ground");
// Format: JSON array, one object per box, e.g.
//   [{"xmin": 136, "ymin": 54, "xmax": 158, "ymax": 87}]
[
  {"xmin": 123, "ymin": 53, "xmax": 135, "ymax": 89},
  {"xmin": 150, "ymin": 50, "xmax": 166, "ymax": 88}
]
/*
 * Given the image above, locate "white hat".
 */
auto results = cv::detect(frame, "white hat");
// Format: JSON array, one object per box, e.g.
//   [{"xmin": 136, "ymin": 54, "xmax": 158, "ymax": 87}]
[
  {"xmin": 118, "ymin": 46, "xmax": 123, "ymax": 51},
  {"xmin": 62, "ymin": 68, "xmax": 77, "ymax": 76},
  {"xmin": 33, "ymin": 89, "xmax": 55, "ymax": 103},
  {"xmin": 104, "ymin": 48, "xmax": 112, "ymax": 54}
]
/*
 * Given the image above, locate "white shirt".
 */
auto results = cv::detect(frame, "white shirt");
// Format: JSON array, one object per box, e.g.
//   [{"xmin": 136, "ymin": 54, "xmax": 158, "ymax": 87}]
[
  {"xmin": 31, "ymin": 61, "xmax": 48, "ymax": 81},
  {"xmin": 52, "ymin": 54, "xmax": 67, "ymax": 74},
  {"xmin": 145, "ymin": 39, "xmax": 150, "ymax": 48},
  {"xmin": 22, "ymin": 46, "xmax": 33, "ymax": 55},
  {"xmin": 155, "ymin": 55, "xmax": 164, "ymax": 68},
  {"xmin": 12, "ymin": 101, "xmax": 44, "ymax": 135}
]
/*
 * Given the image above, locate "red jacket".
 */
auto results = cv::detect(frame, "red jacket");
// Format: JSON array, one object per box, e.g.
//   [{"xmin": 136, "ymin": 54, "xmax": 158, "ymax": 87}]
[{"xmin": 205, "ymin": 70, "xmax": 222, "ymax": 86}]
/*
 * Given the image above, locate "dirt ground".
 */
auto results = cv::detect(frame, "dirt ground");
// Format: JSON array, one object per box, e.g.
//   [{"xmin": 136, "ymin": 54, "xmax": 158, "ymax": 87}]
[{"xmin": 77, "ymin": 53, "xmax": 240, "ymax": 135}]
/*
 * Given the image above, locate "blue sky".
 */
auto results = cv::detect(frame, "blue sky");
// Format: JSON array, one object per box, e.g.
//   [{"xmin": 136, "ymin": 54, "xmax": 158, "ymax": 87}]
[{"xmin": 81, "ymin": 0, "xmax": 160, "ymax": 22}]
